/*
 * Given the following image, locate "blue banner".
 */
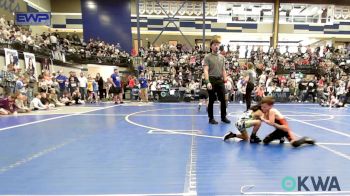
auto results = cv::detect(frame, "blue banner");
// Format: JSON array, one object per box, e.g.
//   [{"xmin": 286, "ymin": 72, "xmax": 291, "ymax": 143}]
[{"xmin": 15, "ymin": 12, "xmax": 51, "ymax": 26}]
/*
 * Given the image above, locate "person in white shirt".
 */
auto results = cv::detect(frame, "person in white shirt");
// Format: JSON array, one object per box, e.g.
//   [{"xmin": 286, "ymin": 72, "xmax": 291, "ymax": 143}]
[
  {"xmin": 21, "ymin": 33, "xmax": 27, "ymax": 43},
  {"xmin": 0, "ymin": 16, "xmax": 6, "ymax": 26},
  {"xmin": 30, "ymin": 93, "xmax": 48, "ymax": 110},
  {"xmin": 150, "ymin": 81, "xmax": 157, "ymax": 100},
  {"xmin": 259, "ymin": 72, "xmax": 267, "ymax": 86},
  {"xmin": 26, "ymin": 34, "xmax": 34, "ymax": 45},
  {"xmin": 225, "ymin": 77, "xmax": 233, "ymax": 103},
  {"xmin": 335, "ymin": 82, "xmax": 347, "ymax": 103},
  {"xmin": 78, "ymin": 72, "xmax": 88, "ymax": 100},
  {"xmin": 1, "ymin": 28, "xmax": 10, "ymax": 40},
  {"xmin": 189, "ymin": 80, "xmax": 196, "ymax": 92},
  {"xmin": 50, "ymin": 33, "xmax": 58, "ymax": 46}
]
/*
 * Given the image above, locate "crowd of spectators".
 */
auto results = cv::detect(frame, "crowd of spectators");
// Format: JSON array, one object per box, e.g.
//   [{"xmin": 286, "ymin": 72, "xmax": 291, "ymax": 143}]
[
  {"xmin": 0, "ymin": 16, "xmax": 131, "ymax": 65},
  {"xmin": 126, "ymin": 42, "xmax": 350, "ymax": 107}
]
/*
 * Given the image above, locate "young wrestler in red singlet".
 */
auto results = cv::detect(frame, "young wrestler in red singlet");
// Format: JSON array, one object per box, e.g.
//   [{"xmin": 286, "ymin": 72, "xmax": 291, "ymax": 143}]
[{"xmin": 260, "ymin": 96, "xmax": 315, "ymax": 147}]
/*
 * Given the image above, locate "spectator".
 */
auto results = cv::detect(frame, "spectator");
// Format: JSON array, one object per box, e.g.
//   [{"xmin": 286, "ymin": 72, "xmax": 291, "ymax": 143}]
[
  {"xmin": 56, "ymin": 70, "xmax": 67, "ymax": 98},
  {"xmin": 109, "ymin": 68, "xmax": 123, "ymax": 104},
  {"xmin": 0, "ymin": 93, "xmax": 18, "ymax": 115},
  {"xmin": 139, "ymin": 72, "xmax": 148, "ymax": 102},
  {"xmin": 30, "ymin": 92, "xmax": 48, "ymax": 110},
  {"xmin": 78, "ymin": 72, "xmax": 88, "ymax": 100},
  {"xmin": 15, "ymin": 93, "xmax": 30, "ymax": 113},
  {"xmin": 96, "ymin": 73, "xmax": 105, "ymax": 100}
]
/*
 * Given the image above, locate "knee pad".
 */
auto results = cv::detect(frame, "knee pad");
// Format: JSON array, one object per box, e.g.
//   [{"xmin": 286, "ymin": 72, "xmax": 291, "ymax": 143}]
[{"xmin": 235, "ymin": 120, "xmax": 245, "ymax": 131}]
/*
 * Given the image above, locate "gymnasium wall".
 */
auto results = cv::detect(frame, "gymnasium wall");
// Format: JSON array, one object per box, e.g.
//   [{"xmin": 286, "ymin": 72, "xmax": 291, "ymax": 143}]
[
  {"xmin": 0, "ymin": 0, "xmax": 27, "ymax": 20},
  {"xmin": 51, "ymin": 0, "xmax": 81, "ymax": 13},
  {"xmin": 51, "ymin": 14, "xmax": 83, "ymax": 30},
  {"xmin": 131, "ymin": 16, "xmax": 350, "ymax": 35}
]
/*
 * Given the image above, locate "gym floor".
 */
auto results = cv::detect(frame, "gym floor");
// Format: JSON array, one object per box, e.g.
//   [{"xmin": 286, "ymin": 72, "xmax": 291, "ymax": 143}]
[{"xmin": 0, "ymin": 102, "xmax": 349, "ymax": 195}]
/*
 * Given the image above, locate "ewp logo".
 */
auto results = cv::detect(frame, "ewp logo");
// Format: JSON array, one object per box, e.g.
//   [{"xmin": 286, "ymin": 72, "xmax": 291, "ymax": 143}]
[
  {"xmin": 15, "ymin": 12, "xmax": 51, "ymax": 26},
  {"xmin": 282, "ymin": 176, "xmax": 341, "ymax": 192}
]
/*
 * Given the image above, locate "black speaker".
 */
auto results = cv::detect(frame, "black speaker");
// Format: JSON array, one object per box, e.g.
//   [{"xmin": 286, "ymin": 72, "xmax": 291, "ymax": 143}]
[{"xmin": 158, "ymin": 94, "xmax": 180, "ymax": 102}]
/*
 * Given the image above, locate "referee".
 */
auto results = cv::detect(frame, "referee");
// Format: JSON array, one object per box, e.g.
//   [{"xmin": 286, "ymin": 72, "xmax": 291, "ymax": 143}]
[{"xmin": 203, "ymin": 39, "xmax": 231, "ymax": 124}]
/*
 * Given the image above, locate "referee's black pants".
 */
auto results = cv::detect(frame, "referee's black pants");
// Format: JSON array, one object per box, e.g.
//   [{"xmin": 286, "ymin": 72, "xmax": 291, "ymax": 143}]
[{"xmin": 207, "ymin": 77, "xmax": 226, "ymax": 120}]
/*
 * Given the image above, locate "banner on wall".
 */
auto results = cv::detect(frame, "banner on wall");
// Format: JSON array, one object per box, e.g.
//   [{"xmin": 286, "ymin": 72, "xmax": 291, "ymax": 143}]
[
  {"xmin": 15, "ymin": 12, "xmax": 51, "ymax": 26},
  {"xmin": 23, "ymin": 52, "xmax": 36, "ymax": 78},
  {"xmin": 4, "ymin": 48, "xmax": 19, "ymax": 70}
]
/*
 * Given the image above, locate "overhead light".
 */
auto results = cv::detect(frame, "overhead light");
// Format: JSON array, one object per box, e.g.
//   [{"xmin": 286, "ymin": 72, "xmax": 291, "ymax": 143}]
[{"xmin": 86, "ymin": 1, "xmax": 97, "ymax": 10}]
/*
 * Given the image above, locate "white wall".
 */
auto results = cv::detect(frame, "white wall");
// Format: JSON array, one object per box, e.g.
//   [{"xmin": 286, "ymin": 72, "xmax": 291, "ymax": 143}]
[
  {"xmin": 30, "ymin": 26, "xmax": 51, "ymax": 36},
  {"xmin": 52, "ymin": 65, "xmax": 82, "ymax": 76}
]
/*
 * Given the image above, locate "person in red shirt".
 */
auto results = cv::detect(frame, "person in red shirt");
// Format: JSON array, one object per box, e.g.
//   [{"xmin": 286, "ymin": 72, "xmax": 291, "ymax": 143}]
[
  {"xmin": 318, "ymin": 76, "xmax": 324, "ymax": 88},
  {"xmin": 128, "ymin": 76, "xmax": 136, "ymax": 89},
  {"xmin": 272, "ymin": 63, "xmax": 277, "ymax": 72},
  {"xmin": 279, "ymin": 75, "xmax": 287, "ymax": 85}
]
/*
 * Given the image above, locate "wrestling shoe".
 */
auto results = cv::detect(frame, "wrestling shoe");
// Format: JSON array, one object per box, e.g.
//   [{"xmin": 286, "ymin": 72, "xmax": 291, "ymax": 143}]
[
  {"xmin": 291, "ymin": 137, "xmax": 316, "ymax": 147},
  {"xmin": 223, "ymin": 131, "xmax": 235, "ymax": 141},
  {"xmin": 250, "ymin": 136, "xmax": 262, "ymax": 143}
]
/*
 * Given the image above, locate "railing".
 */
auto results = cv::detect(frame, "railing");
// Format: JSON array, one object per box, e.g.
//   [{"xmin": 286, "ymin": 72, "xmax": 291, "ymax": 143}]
[
  {"xmin": 230, "ymin": 15, "xmax": 274, "ymax": 23},
  {"xmin": 217, "ymin": 13, "xmax": 334, "ymax": 24},
  {"xmin": 280, "ymin": 16, "xmax": 331, "ymax": 24}
]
